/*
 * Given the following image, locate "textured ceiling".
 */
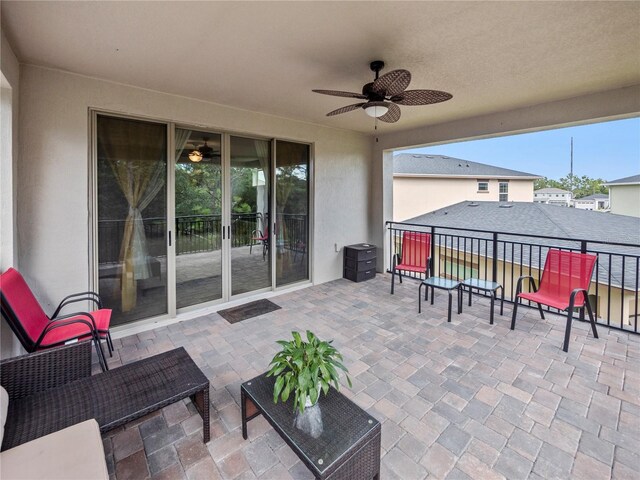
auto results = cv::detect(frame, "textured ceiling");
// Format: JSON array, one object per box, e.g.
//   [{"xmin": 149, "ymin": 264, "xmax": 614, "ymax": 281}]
[{"xmin": 2, "ymin": 1, "xmax": 639, "ymax": 134}]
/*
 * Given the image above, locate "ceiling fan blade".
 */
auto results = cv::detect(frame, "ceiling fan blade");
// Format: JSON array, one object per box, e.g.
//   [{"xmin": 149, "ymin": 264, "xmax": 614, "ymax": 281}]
[
  {"xmin": 391, "ymin": 89, "xmax": 453, "ymax": 105},
  {"xmin": 326, "ymin": 103, "xmax": 367, "ymax": 116},
  {"xmin": 372, "ymin": 69, "xmax": 411, "ymax": 97},
  {"xmin": 312, "ymin": 89, "xmax": 367, "ymax": 99},
  {"xmin": 378, "ymin": 103, "xmax": 401, "ymax": 123}
]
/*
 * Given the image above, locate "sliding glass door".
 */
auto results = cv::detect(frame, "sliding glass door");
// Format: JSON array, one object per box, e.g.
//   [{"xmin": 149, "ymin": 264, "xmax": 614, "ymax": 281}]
[
  {"xmin": 275, "ymin": 141, "xmax": 310, "ymax": 287},
  {"xmin": 230, "ymin": 136, "xmax": 272, "ymax": 296},
  {"xmin": 96, "ymin": 115, "xmax": 168, "ymax": 326},
  {"xmin": 95, "ymin": 115, "xmax": 309, "ymax": 326},
  {"xmin": 174, "ymin": 129, "xmax": 223, "ymax": 309}
]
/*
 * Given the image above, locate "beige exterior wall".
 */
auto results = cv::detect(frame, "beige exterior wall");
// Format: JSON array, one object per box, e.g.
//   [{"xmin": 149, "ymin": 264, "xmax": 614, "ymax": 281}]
[
  {"xmin": 393, "ymin": 176, "xmax": 535, "ymax": 221},
  {"xmin": 609, "ymin": 185, "xmax": 640, "ymax": 217},
  {"xmin": 11, "ymin": 65, "xmax": 372, "ymax": 343}
]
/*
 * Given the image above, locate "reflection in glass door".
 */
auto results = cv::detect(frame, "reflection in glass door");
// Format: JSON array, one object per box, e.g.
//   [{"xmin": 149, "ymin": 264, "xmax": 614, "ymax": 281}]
[
  {"xmin": 275, "ymin": 141, "xmax": 310, "ymax": 286},
  {"xmin": 175, "ymin": 129, "xmax": 223, "ymax": 308},
  {"xmin": 96, "ymin": 115, "xmax": 168, "ymax": 326},
  {"xmin": 230, "ymin": 136, "xmax": 272, "ymax": 295}
]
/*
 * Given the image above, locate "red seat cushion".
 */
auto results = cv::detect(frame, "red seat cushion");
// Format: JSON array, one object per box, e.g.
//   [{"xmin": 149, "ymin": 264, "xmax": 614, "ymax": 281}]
[
  {"xmin": 394, "ymin": 264, "xmax": 428, "ymax": 274},
  {"xmin": 518, "ymin": 291, "xmax": 570, "ymax": 311},
  {"xmin": 39, "ymin": 309, "xmax": 111, "ymax": 347}
]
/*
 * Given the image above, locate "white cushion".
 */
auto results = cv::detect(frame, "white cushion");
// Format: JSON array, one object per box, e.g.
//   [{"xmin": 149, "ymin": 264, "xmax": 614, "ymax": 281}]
[
  {"xmin": 0, "ymin": 419, "xmax": 109, "ymax": 480},
  {"xmin": 0, "ymin": 386, "xmax": 8, "ymax": 446}
]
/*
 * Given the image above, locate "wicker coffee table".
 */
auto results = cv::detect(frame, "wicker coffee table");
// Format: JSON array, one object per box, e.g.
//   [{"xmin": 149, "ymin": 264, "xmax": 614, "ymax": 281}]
[
  {"xmin": 241, "ymin": 373, "xmax": 381, "ymax": 480},
  {"xmin": 1, "ymin": 344, "xmax": 210, "ymax": 450}
]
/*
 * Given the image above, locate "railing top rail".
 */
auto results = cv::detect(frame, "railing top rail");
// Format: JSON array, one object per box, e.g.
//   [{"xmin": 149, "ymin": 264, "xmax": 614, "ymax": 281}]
[{"xmin": 386, "ymin": 220, "xmax": 640, "ymax": 249}]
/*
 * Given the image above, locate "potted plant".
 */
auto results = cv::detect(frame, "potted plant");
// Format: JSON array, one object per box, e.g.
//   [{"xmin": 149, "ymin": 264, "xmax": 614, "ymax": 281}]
[{"xmin": 267, "ymin": 330, "xmax": 352, "ymax": 413}]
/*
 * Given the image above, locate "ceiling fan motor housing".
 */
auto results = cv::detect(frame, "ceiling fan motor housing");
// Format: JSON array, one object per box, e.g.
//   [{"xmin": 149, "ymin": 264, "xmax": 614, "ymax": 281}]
[{"xmin": 362, "ymin": 82, "xmax": 385, "ymax": 101}]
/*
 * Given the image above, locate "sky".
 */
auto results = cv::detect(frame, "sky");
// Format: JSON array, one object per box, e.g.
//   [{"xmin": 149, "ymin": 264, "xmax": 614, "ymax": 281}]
[{"xmin": 403, "ymin": 117, "xmax": 640, "ymax": 181}]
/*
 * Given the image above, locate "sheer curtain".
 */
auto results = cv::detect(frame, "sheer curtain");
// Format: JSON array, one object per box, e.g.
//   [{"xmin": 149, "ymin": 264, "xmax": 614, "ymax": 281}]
[
  {"xmin": 175, "ymin": 128, "xmax": 191, "ymax": 161},
  {"xmin": 254, "ymin": 139, "xmax": 270, "ymax": 233},
  {"xmin": 98, "ymin": 118, "xmax": 166, "ymax": 312}
]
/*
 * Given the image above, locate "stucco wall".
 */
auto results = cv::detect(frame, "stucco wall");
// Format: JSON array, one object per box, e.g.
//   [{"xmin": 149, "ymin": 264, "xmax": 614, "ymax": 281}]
[
  {"xmin": 1, "ymin": 31, "xmax": 22, "ymax": 358},
  {"xmin": 609, "ymin": 185, "xmax": 640, "ymax": 217},
  {"xmin": 17, "ymin": 65, "xmax": 372, "ymax": 316},
  {"xmin": 393, "ymin": 177, "xmax": 534, "ymax": 221}
]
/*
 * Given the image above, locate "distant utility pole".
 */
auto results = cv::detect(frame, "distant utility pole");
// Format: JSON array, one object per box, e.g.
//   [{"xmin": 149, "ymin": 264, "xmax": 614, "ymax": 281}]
[{"xmin": 570, "ymin": 137, "xmax": 574, "ymax": 195}]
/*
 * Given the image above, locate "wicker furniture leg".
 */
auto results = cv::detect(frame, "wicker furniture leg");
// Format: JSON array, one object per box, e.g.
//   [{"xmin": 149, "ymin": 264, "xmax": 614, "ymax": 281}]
[{"xmin": 191, "ymin": 387, "xmax": 211, "ymax": 442}]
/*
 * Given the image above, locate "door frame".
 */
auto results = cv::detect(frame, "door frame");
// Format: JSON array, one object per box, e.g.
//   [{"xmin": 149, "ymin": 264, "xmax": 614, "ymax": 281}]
[{"xmin": 89, "ymin": 110, "xmax": 314, "ymax": 327}]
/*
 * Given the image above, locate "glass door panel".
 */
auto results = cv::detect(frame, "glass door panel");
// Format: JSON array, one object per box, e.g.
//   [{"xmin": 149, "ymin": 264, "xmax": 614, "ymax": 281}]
[
  {"xmin": 275, "ymin": 141, "xmax": 310, "ymax": 286},
  {"xmin": 175, "ymin": 129, "xmax": 223, "ymax": 308},
  {"xmin": 96, "ymin": 115, "xmax": 168, "ymax": 326},
  {"xmin": 230, "ymin": 136, "xmax": 271, "ymax": 295}
]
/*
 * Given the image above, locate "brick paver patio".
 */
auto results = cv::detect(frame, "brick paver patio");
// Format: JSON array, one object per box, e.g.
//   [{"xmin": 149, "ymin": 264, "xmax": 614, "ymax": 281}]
[{"xmin": 102, "ymin": 274, "xmax": 640, "ymax": 479}]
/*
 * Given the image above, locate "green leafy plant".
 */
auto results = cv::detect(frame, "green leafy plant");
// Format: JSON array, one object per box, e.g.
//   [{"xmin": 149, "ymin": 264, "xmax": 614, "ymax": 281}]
[{"xmin": 267, "ymin": 330, "xmax": 352, "ymax": 413}]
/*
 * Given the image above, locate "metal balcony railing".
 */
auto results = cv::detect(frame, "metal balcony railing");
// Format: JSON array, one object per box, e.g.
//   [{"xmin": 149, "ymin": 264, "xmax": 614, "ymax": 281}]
[
  {"xmin": 98, "ymin": 213, "xmax": 308, "ymax": 262},
  {"xmin": 387, "ymin": 221, "xmax": 640, "ymax": 334}
]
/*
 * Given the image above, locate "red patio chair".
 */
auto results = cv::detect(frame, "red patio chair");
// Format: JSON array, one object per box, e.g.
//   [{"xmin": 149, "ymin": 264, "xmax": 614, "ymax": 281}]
[
  {"xmin": 250, "ymin": 226, "xmax": 269, "ymax": 260},
  {"xmin": 0, "ymin": 268, "xmax": 111, "ymax": 371},
  {"xmin": 511, "ymin": 249, "xmax": 598, "ymax": 352},
  {"xmin": 391, "ymin": 231, "xmax": 431, "ymax": 294}
]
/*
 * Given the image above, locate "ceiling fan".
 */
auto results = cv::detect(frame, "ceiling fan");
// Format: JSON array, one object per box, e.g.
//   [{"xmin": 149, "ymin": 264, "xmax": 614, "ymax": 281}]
[
  {"xmin": 312, "ymin": 60, "xmax": 452, "ymax": 123},
  {"xmin": 188, "ymin": 137, "xmax": 216, "ymax": 163}
]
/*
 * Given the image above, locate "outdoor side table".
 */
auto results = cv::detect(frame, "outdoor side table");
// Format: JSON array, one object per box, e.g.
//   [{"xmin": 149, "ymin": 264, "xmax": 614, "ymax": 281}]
[
  {"xmin": 241, "ymin": 372, "xmax": 381, "ymax": 480},
  {"xmin": 460, "ymin": 278, "xmax": 504, "ymax": 325},
  {"xmin": 418, "ymin": 277, "xmax": 462, "ymax": 322}
]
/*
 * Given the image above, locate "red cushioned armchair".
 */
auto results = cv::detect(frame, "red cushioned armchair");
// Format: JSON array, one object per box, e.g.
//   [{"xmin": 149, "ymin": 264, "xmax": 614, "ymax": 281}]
[
  {"xmin": 391, "ymin": 231, "xmax": 431, "ymax": 294},
  {"xmin": 0, "ymin": 268, "xmax": 112, "ymax": 371},
  {"xmin": 511, "ymin": 249, "xmax": 598, "ymax": 352}
]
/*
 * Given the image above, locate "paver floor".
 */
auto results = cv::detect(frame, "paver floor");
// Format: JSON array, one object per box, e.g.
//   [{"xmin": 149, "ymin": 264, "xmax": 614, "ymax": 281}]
[{"xmin": 102, "ymin": 274, "xmax": 640, "ymax": 479}]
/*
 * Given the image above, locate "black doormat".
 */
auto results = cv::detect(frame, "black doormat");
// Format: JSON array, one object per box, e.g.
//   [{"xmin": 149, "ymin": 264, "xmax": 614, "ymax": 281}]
[{"xmin": 218, "ymin": 299, "xmax": 281, "ymax": 324}]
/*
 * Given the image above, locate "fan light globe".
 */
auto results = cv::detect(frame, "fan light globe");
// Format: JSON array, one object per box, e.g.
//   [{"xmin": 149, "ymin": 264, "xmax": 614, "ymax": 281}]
[
  {"xmin": 364, "ymin": 105, "xmax": 388, "ymax": 118},
  {"xmin": 189, "ymin": 150, "xmax": 203, "ymax": 163}
]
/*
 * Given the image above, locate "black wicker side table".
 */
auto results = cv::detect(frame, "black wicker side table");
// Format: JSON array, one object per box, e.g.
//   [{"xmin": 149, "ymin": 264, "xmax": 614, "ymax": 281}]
[{"xmin": 241, "ymin": 372, "xmax": 381, "ymax": 480}]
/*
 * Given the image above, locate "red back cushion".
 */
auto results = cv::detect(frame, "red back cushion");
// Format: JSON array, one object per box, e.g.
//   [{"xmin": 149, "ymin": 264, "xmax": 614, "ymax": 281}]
[
  {"xmin": 401, "ymin": 232, "xmax": 431, "ymax": 268},
  {"xmin": 0, "ymin": 268, "xmax": 50, "ymax": 342},
  {"xmin": 537, "ymin": 250, "xmax": 596, "ymax": 306}
]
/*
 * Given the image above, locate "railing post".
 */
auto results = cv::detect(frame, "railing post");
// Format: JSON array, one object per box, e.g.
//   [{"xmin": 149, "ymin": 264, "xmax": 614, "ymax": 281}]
[
  {"xmin": 431, "ymin": 226, "xmax": 436, "ymax": 277},
  {"xmin": 580, "ymin": 240, "xmax": 587, "ymax": 321},
  {"xmin": 492, "ymin": 232, "xmax": 498, "ymax": 283}
]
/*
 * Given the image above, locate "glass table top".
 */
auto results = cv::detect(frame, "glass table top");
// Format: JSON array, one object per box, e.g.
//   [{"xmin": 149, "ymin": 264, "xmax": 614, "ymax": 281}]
[
  {"xmin": 421, "ymin": 277, "xmax": 461, "ymax": 290},
  {"xmin": 242, "ymin": 372, "xmax": 379, "ymax": 476},
  {"xmin": 461, "ymin": 278, "xmax": 501, "ymax": 290}
]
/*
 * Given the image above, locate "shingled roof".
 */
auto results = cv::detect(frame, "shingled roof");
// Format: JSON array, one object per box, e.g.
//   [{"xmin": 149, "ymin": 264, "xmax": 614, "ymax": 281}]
[
  {"xmin": 604, "ymin": 174, "xmax": 640, "ymax": 186},
  {"xmin": 394, "ymin": 153, "xmax": 541, "ymax": 178},
  {"xmin": 402, "ymin": 201, "xmax": 640, "ymax": 289}
]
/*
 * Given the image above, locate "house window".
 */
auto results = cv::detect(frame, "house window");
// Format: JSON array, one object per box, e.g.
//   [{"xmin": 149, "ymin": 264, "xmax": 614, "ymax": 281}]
[
  {"xmin": 477, "ymin": 181, "xmax": 489, "ymax": 192},
  {"xmin": 499, "ymin": 181, "xmax": 509, "ymax": 202}
]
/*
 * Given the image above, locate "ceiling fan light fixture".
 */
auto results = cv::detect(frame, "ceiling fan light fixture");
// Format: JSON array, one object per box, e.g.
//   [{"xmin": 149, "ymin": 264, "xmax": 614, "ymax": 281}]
[
  {"xmin": 189, "ymin": 150, "xmax": 203, "ymax": 163},
  {"xmin": 364, "ymin": 104, "xmax": 389, "ymax": 118}
]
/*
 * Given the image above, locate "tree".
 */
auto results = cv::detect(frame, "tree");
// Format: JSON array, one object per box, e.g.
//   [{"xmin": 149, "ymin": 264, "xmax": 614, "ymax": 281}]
[{"xmin": 534, "ymin": 174, "xmax": 608, "ymax": 199}]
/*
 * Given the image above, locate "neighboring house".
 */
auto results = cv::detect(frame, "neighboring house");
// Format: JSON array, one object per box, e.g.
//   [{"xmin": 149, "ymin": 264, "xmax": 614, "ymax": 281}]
[
  {"xmin": 604, "ymin": 175, "xmax": 640, "ymax": 218},
  {"xmin": 393, "ymin": 154, "xmax": 541, "ymax": 221},
  {"xmin": 533, "ymin": 187, "xmax": 573, "ymax": 207},
  {"xmin": 403, "ymin": 201, "xmax": 640, "ymax": 327},
  {"xmin": 574, "ymin": 193, "xmax": 610, "ymax": 211}
]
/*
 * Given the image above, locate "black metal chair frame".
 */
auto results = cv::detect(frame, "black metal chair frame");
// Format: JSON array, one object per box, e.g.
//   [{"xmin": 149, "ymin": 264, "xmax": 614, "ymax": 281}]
[
  {"xmin": 250, "ymin": 229, "xmax": 269, "ymax": 260},
  {"xmin": 0, "ymin": 291, "xmax": 110, "ymax": 372},
  {"xmin": 510, "ymin": 275, "xmax": 599, "ymax": 352}
]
